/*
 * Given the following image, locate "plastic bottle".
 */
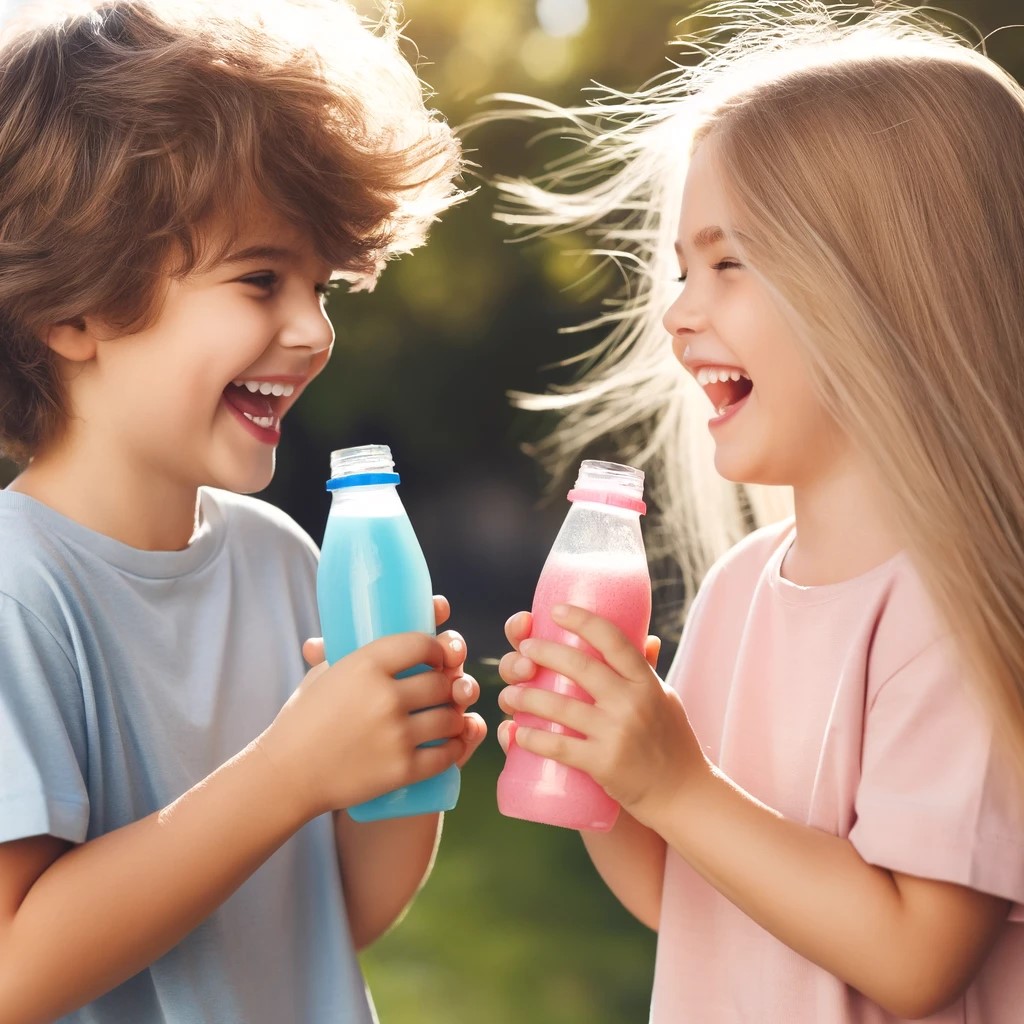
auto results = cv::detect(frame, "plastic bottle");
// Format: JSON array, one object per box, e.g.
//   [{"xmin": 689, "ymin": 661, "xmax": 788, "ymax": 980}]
[
  {"xmin": 497, "ymin": 460, "xmax": 652, "ymax": 831},
  {"xmin": 317, "ymin": 444, "xmax": 460, "ymax": 821}
]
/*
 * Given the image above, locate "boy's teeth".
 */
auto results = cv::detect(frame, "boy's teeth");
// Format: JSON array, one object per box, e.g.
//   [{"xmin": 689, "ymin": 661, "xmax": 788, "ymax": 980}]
[
  {"xmin": 232, "ymin": 380, "xmax": 295, "ymax": 397},
  {"xmin": 241, "ymin": 412, "xmax": 279, "ymax": 429}
]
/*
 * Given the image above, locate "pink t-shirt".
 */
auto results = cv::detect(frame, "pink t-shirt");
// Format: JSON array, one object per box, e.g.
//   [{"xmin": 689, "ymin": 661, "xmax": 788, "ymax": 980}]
[{"xmin": 652, "ymin": 520, "xmax": 1024, "ymax": 1022}]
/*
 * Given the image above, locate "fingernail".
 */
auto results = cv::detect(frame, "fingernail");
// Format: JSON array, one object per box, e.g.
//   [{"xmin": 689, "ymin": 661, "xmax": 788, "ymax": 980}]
[
  {"xmin": 448, "ymin": 636, "xmax": 464, "ymax": 654},
  {"xmin": 551, "ymin": 604, "xmax": 570, "ymax": 620},
  {"xmin": 514, "ymin": 657, "xmax": 534, "ymax": 678},
  {"xmin": 519, "ymin": 639, "xmax": 535, "ymax": 656}
]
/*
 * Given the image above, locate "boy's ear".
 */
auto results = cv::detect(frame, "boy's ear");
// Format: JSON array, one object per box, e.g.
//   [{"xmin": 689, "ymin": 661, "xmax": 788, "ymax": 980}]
[{"xmin": 44, "ymin": 318, "xmax": 97, "ymax": 362}]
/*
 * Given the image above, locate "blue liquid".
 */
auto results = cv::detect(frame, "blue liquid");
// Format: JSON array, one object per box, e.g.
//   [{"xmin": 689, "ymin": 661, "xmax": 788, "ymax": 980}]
[{"xmin": 317, "ymin": 508, "xmax": 460, "ymax": 821}]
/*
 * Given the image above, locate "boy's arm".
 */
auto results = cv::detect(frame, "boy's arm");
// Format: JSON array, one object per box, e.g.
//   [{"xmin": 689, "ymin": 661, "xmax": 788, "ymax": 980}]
[
  {"xmin": 0, "ymin": 632, "xmax": 467, "ymax": 1024},
  {"xmin": 0, "ymin": 742, "xmax": 308, "ymax": 1024},
  {"xmin": 334, "ymin": 813, "xmax": 442, "ymax": 950}
]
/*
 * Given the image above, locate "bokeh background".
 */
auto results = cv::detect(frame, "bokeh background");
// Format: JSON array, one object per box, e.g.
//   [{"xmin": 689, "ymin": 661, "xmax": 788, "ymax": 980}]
[{"xmin": 2, "ymin": 1, "xmax": 1022, "ymax": 1021}]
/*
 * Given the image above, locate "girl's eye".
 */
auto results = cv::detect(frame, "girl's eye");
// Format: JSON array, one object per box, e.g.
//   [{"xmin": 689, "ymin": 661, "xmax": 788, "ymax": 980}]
[{"xmin": 713, "ymin": 259, "xmax": 742, "ymax": 272}]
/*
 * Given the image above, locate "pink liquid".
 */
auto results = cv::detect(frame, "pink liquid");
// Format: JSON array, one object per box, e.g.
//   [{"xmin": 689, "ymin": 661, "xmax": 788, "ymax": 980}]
[{"xmin": 497, "ymin": 553, "xmax": 652, "ymax": 831}]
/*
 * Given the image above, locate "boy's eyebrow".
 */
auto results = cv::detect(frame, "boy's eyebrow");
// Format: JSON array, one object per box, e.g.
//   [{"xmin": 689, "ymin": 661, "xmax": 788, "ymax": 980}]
[
  {"xmin": 222, "ymin": 244, "xmax": 300, "ymax": 265},
  {"xmin": 673, "ymin": 225, "xmax": 725, "ymax": 258}
]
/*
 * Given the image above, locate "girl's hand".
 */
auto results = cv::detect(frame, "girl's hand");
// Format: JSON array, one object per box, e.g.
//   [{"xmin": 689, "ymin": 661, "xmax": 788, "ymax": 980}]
[
  {"xmin": 495, "ymin": 609, "xmax": 661, "ymax": 754},
  {"xmin": 497, "ymin": 604, "xmax": 705, "ymax": 827},
  {"xmin": 302, "ymin": 596, "xmax": 487, "ymax": 770}
]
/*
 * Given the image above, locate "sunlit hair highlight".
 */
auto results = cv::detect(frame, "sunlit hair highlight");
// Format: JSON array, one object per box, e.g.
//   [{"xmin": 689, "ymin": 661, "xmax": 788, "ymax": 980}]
[
  {"xmin": 0, "ymin": 0, "xmax": 463, "ymax": 463},
  {"xmin": 487, "ymin": 2, "xmax": 1024, "ymax": 770}
]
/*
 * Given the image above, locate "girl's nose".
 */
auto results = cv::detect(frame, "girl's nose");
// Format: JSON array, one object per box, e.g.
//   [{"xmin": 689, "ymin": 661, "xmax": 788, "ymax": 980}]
[{"xmin": 663, "ymin": 286, "xmax": 706, "ymax": 357}]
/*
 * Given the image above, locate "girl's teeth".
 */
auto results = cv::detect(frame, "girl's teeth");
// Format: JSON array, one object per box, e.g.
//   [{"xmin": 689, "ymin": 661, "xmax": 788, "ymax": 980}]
[{"xmin": 231, "ymin": 381, "xmax": 295, "ymax": 397}]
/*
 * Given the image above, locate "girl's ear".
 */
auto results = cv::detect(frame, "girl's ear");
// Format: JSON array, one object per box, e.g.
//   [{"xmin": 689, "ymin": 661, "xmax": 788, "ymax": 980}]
[{"xmin": 44, "ymin": 318, "xmax": 97, "ymax": 362}]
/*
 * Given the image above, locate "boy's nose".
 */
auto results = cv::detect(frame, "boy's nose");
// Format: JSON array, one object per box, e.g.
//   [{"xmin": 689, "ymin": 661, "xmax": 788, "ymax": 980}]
[{"xmin": 278, "ymin": 302, "xmax": 335, "ymax": 353}]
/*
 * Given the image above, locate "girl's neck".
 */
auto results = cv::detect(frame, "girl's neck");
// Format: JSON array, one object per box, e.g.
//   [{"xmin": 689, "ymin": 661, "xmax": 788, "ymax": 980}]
[
  {"xmin": 8, "ymin": 442, "xmax": 202, "ymax": 552},
  {"xmin": 784, "ymin": 459, "xmax": 902, "ymax": 587}
]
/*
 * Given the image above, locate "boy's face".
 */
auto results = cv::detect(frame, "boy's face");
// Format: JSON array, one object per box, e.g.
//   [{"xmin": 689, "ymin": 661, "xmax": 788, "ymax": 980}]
[{"xmin": 75, "ymin": 207, "xmax": 335, "ymax": 496}]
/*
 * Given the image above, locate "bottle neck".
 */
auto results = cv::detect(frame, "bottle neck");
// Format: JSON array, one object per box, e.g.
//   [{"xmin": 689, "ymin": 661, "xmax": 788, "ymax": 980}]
[
  {"xmin": 328, "ymin": 483, "xmax": 405, "ymax": 515},
  {"xmin": 567, "ymin": 488, "xmax": 646, "ymax": 515}
]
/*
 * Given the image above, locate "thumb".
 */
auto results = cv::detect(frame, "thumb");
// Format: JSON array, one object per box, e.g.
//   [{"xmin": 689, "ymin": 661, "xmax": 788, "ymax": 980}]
[{"xmin": 302, "ymin": 637, "xmax": 326, "ymax": 668}]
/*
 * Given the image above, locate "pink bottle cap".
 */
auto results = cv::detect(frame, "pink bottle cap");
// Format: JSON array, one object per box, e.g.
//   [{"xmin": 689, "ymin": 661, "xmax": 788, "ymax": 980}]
[{"xmin": 566, "ymin": 488, "xmax": 647, "ymax": 515}]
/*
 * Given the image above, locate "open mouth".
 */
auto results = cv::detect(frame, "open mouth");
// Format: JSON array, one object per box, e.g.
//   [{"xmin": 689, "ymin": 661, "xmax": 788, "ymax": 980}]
[
  {"xmin": 221, "ymin": 379, "xmax": 295, "ymax": 434},
  {"xmin": 695, "ymin": 366, "xmax": 753, "ymax": 417}
]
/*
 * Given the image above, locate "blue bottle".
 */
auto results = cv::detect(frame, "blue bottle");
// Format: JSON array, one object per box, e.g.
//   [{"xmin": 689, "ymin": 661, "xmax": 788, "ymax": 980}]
[{"xmin": 317, "ymin": 444, "xmax": 460, "ymax": 821}]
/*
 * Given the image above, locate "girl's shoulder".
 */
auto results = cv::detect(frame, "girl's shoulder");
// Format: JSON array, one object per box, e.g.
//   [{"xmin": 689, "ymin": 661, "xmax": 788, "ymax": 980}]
[{"xmin": 703, "ymin": 517, "xmax": 795, "ymax": 590}]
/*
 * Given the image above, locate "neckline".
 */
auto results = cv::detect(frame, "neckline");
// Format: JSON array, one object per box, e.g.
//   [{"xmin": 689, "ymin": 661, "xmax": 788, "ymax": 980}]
[
  {"xmin": 767, "ymin": 523, "xmax": 907, "ymax": 606},
  {"xmin": 0, "ymin": 488, "xmax": 225, "ymax": 579}
]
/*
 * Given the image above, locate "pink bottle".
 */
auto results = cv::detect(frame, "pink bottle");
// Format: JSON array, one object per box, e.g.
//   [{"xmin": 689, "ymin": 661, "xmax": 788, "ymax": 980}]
[{"xmin": 498, "ymin": 460, "xmax": 652, "ymax": 831}]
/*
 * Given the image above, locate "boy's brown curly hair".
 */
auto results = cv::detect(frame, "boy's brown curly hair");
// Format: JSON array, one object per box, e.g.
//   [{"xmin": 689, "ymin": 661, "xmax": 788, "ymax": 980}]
[{"xmin": 0, "ymin": 0, "xmax": 462, "ymax": 464}]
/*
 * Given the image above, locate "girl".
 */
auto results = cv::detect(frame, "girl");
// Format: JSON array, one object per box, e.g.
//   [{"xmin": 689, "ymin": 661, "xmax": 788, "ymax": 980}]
[{"xmin": 493, "ymin": 2, "xmax": 1024, "ymax": 1020}]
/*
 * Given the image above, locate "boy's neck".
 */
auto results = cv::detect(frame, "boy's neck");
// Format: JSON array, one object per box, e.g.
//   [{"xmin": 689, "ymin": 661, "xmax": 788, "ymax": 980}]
[{"xmin": 8, "ymin": 447, "xmax": 203, "ymax": 552}]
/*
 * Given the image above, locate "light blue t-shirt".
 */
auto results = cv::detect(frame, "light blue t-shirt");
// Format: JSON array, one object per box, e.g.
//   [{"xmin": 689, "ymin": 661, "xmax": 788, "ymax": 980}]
[{"xmin": 0, "ymin": 488, "xmax": 377, "ymax": 1024}]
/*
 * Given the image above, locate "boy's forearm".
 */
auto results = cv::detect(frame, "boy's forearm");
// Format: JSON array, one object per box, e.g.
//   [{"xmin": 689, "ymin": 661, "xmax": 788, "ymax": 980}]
[
  {"xmin": 648, "ymin": 769, "xmax": 1001, "ymax": 1017},
  {"xmin": 580, "ymin": 810, "xmax": 665, "ymax": 930},
  {"xmin": 0, "ymin": 741, "xmax": 309, "ymax": 1024},
  {"xmin": 335, "ymin": 811, "xmax": 442, "ymax": 950}
]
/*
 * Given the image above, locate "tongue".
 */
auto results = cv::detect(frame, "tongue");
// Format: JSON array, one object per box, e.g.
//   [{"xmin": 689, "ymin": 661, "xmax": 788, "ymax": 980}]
[{"xmin": 223, "ymin": 386, "xmax": 274, "ymax": 419}]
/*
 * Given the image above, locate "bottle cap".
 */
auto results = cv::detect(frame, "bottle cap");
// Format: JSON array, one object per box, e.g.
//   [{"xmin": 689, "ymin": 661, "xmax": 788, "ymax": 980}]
[
  {"xmin": 327, "ymin": 444, "xmax": 401, "ymax": 490},
  {"xmin": 567, "ymin": 460, "xmax": 646, "ymax": 515}
]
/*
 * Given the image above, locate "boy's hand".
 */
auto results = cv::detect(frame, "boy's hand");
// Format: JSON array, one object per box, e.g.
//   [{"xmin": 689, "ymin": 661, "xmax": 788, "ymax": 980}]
[
  {"xmin": 258, "ymin": 596, "xmax": 485, "ymax": 820},
  {"xmin": 496, "ymin": 605, "xmax": 703, "ymax": 827}
]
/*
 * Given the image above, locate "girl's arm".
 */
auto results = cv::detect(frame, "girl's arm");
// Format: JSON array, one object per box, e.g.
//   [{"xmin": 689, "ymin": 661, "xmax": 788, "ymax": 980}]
[
  {"xmin": 500, "ymin": 604, "xmax": 1011, "ymax": 1020},
  {"xmin": 579, "ymin": 811, "xmax": 666, "ymax": 930},
  {"xmin": 499, "ymin": 612, "xmax": 666, "ymax": 930}
]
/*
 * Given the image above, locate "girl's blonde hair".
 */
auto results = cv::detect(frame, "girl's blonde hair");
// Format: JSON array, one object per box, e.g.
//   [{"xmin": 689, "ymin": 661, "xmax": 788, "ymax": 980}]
[
  {"xmin": 490, "ymin": 2, "xmax": 1024, "ymax": 765},
  {"xmin": 0, "ymin": 0, "xmax": 462, "ymax": 464}
]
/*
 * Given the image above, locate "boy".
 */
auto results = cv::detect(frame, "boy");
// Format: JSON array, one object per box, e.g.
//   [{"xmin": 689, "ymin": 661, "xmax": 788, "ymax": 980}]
[{"xmin": 0, "ymin": 2, "xmax": 485, "ymax": 1021}]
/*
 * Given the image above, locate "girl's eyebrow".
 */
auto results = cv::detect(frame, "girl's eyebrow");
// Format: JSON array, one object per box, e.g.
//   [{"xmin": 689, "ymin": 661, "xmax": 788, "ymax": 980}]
[{"xmin": 673, "ymin": 225, "xmax": 726, "ymax": 259}]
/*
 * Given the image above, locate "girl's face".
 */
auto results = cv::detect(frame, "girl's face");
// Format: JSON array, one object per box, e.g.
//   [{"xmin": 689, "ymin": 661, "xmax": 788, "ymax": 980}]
[{"xmin": 664, "ymin": 143, "xmax": 851, "ymax": 490}]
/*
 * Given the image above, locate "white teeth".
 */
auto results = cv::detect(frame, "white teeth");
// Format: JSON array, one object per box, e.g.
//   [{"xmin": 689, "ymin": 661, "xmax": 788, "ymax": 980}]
[
  {"xmin": 717, "ymin": 402, "xmax": 731, "ymax": 415},
  {"xmin": 696, "ymin": 366, "xmax": 751, "ymax": 387},
  {"xmin": 241, "ymin": 412, "xmax": 278, "ymax": 429},
  {"xmin": 233, "ymin": 381, "xmax": 295, "ymax": 397}
]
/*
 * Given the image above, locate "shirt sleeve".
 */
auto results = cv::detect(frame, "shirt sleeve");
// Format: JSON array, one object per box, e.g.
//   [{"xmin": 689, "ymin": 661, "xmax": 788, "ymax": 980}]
[
  {"xmin": 0, "ymin": 592, "xmax": 90, "ymax": 844},
  {"xmin": 849, "ymin": 637, "xmax": 1024, "ymax": 909}
]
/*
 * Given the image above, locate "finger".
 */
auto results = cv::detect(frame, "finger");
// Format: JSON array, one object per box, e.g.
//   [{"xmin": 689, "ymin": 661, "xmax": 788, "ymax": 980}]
[
  {"xmin": 497, "ymin": 718, "xmax": 513, "ymax": 754},
  {"xmin": 504, "ymin": 610, "xmax": 533, "ymax": 650},
  {"xmin": 392, "ymin": 669, "xmax": 455, "ymax": 712},
  {"xmin": 409, "ymin": 736, "xmax": 464, "ymax": 781},
  {"xmin": 645, "ymin": 635, "xmax": 662, "ymax": 670},
  {"xmin": 516, "ymin": 636, "xmax": 622, "ymax": 701},
  {"xmin": 451, "ymin": 673, "xmax": 480, "ymax": 708},
  {"xmin": 498, "ymin": 649, "xmax": 537, "ymax": 684},
  {"xmin": 366, "ymin": 631, "xmax": 446, "ymax": 675},
  {"xmin": 437, "ymin": 630, "xmax": 466, "ymax": 672},
  {"xmin": 455, "ymin": 713, "xmax": 488, "ymax": 767},
  {"xmin": 408, "ymin": 704, "xmax": 466, "ymax": 746},
  {"xmin": 499, "ymin": 685, "xmax": 599, "ymax": 736},
  {"xmin": 433, "ymin": 594, "xmax": 451, "ymax": 628},
  {"xmin": 548, "ymin": 605, "xmax": 651, "ymax": 683},
  {"xmin": 303, "ymin": 637, "xmax": 325, "ymax": 668},
  {"xmin": 513, "ymin": 724, "xmax": 590, "ymax": 770}
]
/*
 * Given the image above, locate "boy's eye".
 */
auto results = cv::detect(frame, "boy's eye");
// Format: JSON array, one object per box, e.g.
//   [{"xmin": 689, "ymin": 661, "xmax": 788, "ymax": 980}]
[{"xmin": 241, "ymin": 272, "xmax": 278, "ymax": 291}]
